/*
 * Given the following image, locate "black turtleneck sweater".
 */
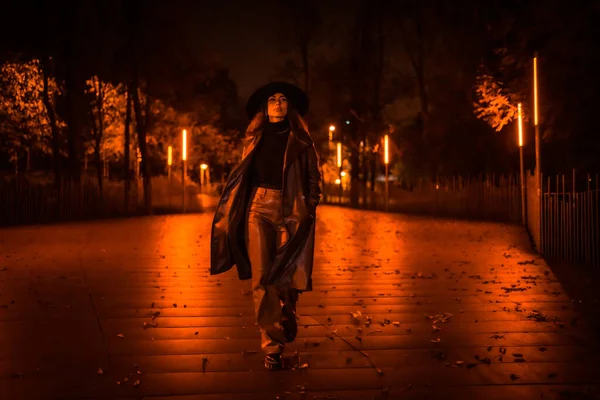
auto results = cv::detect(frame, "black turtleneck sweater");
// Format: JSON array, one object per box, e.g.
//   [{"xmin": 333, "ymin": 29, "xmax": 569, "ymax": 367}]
[{"xmin": 250, "ymin": 119, "xmax": 290, "ymax": 189}]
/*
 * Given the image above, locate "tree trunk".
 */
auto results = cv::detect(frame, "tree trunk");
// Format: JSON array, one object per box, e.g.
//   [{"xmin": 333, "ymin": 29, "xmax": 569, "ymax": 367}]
[
  {"xmin": 370, "ymin": 151, "xmax": 377, "ymax": 192},
  {"xmin": 130, "ymin": 73, "xmax": 152, "ymax": 214},
  {"xmin": 301, "ymin": 41, "xmax": 310, "ymax": 95},
  {"xmin": 124, "ymin": 88, "xmax": 132, "ymax": 213},
  {"xmin": 40, "ymin": 55, "xmax": 61, "ymax": 188},
  {"xmin": 64, "ymin": 47, "xmax": 83, "ymax": 184},
  {"xmin": 91, "ymin": 77, "xmax": 105, "ymax": 195}
]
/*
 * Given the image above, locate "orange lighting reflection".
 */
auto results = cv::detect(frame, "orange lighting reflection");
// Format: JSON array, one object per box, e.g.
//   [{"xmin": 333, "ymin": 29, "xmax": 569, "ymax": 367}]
[
  {"xmin": 518, "ymin": 103, "xmax": 523, "ymax": 147},
  {"xmin": 182, "ymin": 129, "xmax": 187, "ymax": 161},
  {"xmin": 384, "ymin": 135, "xmax": 389, "ymax": 165},
  {"xmin": 533, "ymin": 56, "xmax": 538, "ymax": 126},
  {"xmin": 167, "ymin": 146, "xmax": 172, "ymax": 166},
  {"xmin": 337, "ymin": 142, "xmax": 342, "ymax": 168}
]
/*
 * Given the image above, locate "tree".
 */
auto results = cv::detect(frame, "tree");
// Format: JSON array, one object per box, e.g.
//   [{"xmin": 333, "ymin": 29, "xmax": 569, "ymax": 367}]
[
  {"xmin": 473, "ymin": 66, "xmax": 518, "ymax": 132},
  {"xmin": 85, "ymin": 76, "xmax": 128, "ymax": 191},
  {"xmin": 276, "ymin": 0, "xmax": 321, "ymax": 94},
  {"xmin": 0, "ymin": 58, "xmax": 62, "ymax": 173}
]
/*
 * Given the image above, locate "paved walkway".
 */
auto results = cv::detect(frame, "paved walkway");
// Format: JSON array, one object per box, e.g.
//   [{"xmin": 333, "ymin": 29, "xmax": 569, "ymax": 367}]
[{"xmin": 1, "ymin": 206, "xmax": 599, "ymax": 399}]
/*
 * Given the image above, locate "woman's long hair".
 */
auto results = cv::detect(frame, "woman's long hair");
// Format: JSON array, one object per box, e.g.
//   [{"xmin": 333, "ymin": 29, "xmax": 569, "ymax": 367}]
[{"xmin": 245, "ymin": 102, "xmax": 309, "ymax": 137}]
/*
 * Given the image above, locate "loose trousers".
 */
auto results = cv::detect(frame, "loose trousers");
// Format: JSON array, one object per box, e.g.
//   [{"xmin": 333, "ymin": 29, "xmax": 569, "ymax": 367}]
[{"xmin": 246, "ymin": 187, "xmax": 299, "ymax": 355}]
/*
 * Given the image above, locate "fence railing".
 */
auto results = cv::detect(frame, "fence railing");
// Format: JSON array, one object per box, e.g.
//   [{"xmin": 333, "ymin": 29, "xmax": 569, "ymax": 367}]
[
  {"xmin": 324, "ymin": 170, "xmax": 599, "ymax": 270},
  {"xmin": 534, "ymin": 172, "xmax": 599, "ymax": 269},
  {"xmin": 323, "ymin": 174, "xmax": 522, "ymax": 223},
  {"xmin": 0, "ymin": 174, "xmax": 208, "ymax": 226}
]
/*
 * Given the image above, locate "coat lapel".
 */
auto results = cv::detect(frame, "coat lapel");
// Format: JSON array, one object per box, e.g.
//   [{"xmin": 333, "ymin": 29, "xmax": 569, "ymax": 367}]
[{"xmin": 284, "ymin": 128, "xmax": 311, "ymax": 173}]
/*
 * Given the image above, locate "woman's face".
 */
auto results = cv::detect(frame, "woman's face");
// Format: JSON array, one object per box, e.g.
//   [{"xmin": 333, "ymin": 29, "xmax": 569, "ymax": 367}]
[{"xmin": 266, "ymin": 93, "xmax": 288, "ymax": 121}]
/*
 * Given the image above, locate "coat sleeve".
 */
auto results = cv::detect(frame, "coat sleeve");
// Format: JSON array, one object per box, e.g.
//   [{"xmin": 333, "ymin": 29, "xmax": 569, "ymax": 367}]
[{"xmin": 307, "ymin": 143, "xmax": 322, "ymax": 208}]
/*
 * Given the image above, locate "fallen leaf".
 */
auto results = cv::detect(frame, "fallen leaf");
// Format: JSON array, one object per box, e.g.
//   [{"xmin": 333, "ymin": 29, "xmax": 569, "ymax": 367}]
[
  {"xmin": 431, "ymin": 338, "xmax": 441, "ymax": 343},
  {"xmin": 133, "ymin": 379, "xmax": 140, "ymax": 387},
  {"xmin": 297, "ymin": 363, "xmax": 309, "ymax": 369},
  {"xmin": 117, "ymin": 333, "xmax": 125, "ymax": 338},
  {"xmin": 97, "ymin": 368, "xmax": 104, "ymax": 375}
]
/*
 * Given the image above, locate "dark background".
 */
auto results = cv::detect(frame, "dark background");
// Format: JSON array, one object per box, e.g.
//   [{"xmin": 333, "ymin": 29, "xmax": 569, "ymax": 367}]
[{"xmin": 0, "ymin": 0, "xmax": 598, "ymax": 188}]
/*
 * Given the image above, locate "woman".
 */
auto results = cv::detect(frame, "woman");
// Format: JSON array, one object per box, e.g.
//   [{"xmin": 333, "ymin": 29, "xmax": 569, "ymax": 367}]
[{"xmin": 210, "ymin": 82, "xmax": 322, "ymax": 370}]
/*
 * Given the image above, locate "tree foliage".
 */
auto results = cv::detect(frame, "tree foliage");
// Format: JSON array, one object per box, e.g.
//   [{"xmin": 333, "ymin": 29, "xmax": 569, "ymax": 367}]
[
  {"xmin": 0, "ymin": 58, "xmax": 62, "ymax": 156},
  {"xmin": 473, "ymin": 66, "xmax": 517, "ymax": 132}
]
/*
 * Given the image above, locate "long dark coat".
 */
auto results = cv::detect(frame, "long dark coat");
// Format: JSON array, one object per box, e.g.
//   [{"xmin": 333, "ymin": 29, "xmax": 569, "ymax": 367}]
[{"xmin": 210, "ymin": 126, "xmax": 322, "ymax": 291}]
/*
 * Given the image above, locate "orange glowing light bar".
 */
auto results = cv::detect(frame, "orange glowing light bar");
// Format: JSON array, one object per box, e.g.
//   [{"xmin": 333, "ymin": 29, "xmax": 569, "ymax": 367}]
[
  {"xmin": 533, "ymin": 56, "xmax": 538, "ymax": 126},
  {"xmin": 384, "ymin": 135, "xmax": 389, "ymax": 165},
  {"xmin": 182, "ymin": 129, "xmax": 187, "ymax": 161},
  {"xmin": 167, "ymin": 146, "xmax": 172, "ymax": 166},
  {"xmin": 518, "ymin": 103, "xmax": 523, "ymax": 147},
  {"xmin": 337, "ymin": 142, "xmax": 342, "ymax": 167}
]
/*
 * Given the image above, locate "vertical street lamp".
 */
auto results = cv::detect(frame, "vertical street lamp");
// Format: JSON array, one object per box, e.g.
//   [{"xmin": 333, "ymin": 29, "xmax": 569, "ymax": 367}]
[
  {"xmin": 182, "ymin": 129, "xmax": 187, "ymax": 213},
  {"xmin": 329, "ymin": 125, "xmax": 335, "ymax": 142},
  {"xmin": 533, "ymin": 54, "xmax": 541, "ymax": 192},
  {"xmin": 167, "ymin": 146, "xmax": 172, "ymax": 178},
  {"xmin": 200, "ymin": 163, "xmax": 208, "ymax": 186},
  {"xmin": 384, "ymin": 134, "xmax": 389, "ymax": 212},
  {"xmin": 518, "ymin": 103, "xmax": 526, "ymax": 225},
  {"xmin": 167, "ymin": 145, "xmax": 173, "ymax": 208},
  {"xmin": 337, "ymin": 141, "xmax": 342, "ymax": 203}
]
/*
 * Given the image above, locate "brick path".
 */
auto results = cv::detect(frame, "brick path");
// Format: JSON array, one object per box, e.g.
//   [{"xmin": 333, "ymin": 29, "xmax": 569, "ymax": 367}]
[{"xmin": 1, "ymin": 206, "xmax": 599, "ymax": 399}]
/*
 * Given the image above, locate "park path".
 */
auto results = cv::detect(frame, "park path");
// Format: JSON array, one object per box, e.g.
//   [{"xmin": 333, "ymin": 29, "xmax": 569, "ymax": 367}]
[{"xmin": 0, "ymin": 206, "xmax": 598, "ymax": 399}]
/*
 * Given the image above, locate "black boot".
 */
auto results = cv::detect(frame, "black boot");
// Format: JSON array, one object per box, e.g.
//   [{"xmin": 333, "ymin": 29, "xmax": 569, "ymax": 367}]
[
  {"xmin": 281, "ymin": 314, "xmax": 298, "ymax": 343},
  {"xmin": 264, "ymin": 353, "xmax": 283, "ymax": 370}
]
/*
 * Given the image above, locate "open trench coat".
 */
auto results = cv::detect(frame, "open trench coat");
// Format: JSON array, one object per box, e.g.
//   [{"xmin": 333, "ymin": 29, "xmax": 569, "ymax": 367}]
[{"xmin": 210, "ymin": 126, "xmax": 322, "ymax": 291}]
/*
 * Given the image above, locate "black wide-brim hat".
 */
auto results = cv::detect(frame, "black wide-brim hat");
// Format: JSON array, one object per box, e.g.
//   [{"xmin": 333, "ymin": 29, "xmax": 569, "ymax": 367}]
[{"xmin": 246, "ymin": 81, "xmax": 309, "ymax": 119}]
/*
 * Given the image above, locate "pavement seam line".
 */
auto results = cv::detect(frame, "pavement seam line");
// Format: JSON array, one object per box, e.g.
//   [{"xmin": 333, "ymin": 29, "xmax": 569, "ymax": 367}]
[{"xmin": 78, "ymin": 233, "xmax": 112, "ymax": 366}]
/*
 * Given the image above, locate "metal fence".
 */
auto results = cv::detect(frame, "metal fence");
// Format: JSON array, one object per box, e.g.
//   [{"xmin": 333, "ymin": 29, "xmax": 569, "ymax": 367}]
[
  {"xmin": 0, "ymin": 174, "xmax": 207, "ymax": 226},
  {"xmin": 323, "ymin": 173, "xmax": 522, "ymax": 223},
  {"xmin": 324, "ymin": 170, "xmax": 599, "ymax": 270},
  {"xmin": 535, "ymin": 172, "xmax": 599, "ymax": 269},
  {"xmin": 0, "ymin": 176, "xmax": 144, "ymax": 226}
]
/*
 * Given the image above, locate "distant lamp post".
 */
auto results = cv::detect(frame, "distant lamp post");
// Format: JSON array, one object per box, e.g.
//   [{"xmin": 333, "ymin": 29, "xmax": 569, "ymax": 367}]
[
  {"xmin": 329, "ymin": 125, "xmax": 335, "ymax": 142},
  {"xmin": 533, "ymin": 54, "xmax": 541, "ymax": 191},
  {"xmin": 167, "ymin": 145, "xmax": 173, "ymax": 207},
  {"xmin": 182, "ymin": 129, "xmax": 187, "ymax": 213},
  {"xmin": 337, "ymin": 142, "xmax": 343, "ymax": 203},
  {"xmin": 384, "ymin": 134, "xmax": 389, "ymax": 212},
  {"xmin": 518, "ymin": 103, "xmax": 526, "ymax": 225},
  {"xmin": 200, "ymin": 163, "xmax": 208, "ymax": 186},
  {"xmin": 167, "ymin": 146, "xmax": 173, "ymax": 177}
]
